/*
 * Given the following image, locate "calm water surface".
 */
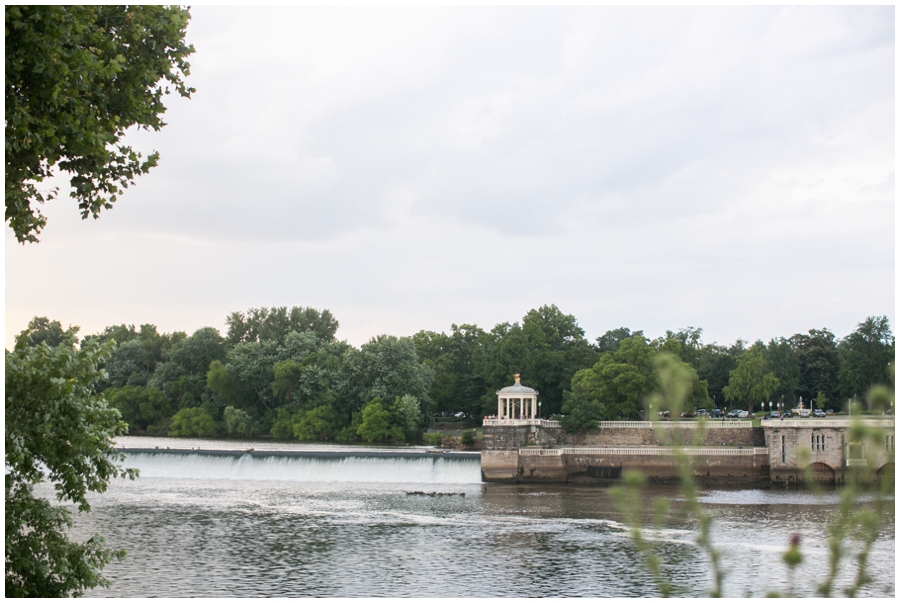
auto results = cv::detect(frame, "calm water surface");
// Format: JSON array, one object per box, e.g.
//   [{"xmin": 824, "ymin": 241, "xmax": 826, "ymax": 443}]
[{"xmin": 53, "ymin": 437, "xmax": 894, "ymax": 597}]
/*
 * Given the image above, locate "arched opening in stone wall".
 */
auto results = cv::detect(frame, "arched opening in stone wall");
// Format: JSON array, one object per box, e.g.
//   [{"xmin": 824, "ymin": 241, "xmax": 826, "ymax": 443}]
[
  {"xmin": 876, "ymin": 462, "xmax": 894, "ymax": 483},
  {"xmin": 804, "ymin": 462, "xmax": 836, "ymax": 483}
]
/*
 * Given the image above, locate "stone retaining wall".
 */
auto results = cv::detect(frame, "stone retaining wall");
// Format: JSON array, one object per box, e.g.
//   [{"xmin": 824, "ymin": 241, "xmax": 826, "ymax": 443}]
[
  {"xmin": 508, "ymin": 449, "xmax": 769, "ymax": 483},
  {"xmin": 483, "ymin": 424, "xmax": 763, "ymax": 450},
  {"xmin": 573, "ymin": 426, "xmax": 764, "ymax": 447}
]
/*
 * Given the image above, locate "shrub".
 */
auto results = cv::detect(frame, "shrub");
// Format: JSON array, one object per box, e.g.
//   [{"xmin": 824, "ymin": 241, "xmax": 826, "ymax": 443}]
[
  {"xmin": 423, "ymin": 432, "xmax": 444, "ymax": 446},
  {"xmin": 169, "ymin": 407, "xmax": 218, "ymax": 437}
]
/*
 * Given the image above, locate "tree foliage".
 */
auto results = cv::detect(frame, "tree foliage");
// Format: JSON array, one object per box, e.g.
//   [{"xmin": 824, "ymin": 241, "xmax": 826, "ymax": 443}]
[
  {"xmin": 106, "ymin": 385, "xmax": 171, "ymax": 433},
  {"xmin": 356, "ymin": 399, "xmax": 404, "ymax": 443},
  {"xmin": 5, "ymin": 333, "xmax": 136, "ymax": 596},
  {"xmin": 722, "ymin": 347, "xmax": 779, "ymax": 414},
  {"xmin": 5, "ymin": 5, "xmax": 194, "ymax": 243},
  {"xmin": 14, "ymin": 316, "xmax": 80, "ymax": 348},
  {"xmin": 225, "ymin": 306, "xmax": 339, "ymax": 346},
  {"xmin": 790, "ymin": 329, "xmax": 841, "ymax": 407},
  {"xmin": 168, "ymin": 407, "xmax": 218, "ymax": 437},
  {"xmin": 838, "ymin": 316, "xmax": 894, "ymax": 402},
  {"xmin": 562, "ymin": 335, "xmax": 711, "ymax": 432}
]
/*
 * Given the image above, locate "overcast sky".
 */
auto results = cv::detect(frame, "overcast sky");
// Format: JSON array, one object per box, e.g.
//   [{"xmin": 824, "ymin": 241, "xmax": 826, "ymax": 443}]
[{"xmin": 5, "ymin": 5, "xmax": 895, "ymax": 351}]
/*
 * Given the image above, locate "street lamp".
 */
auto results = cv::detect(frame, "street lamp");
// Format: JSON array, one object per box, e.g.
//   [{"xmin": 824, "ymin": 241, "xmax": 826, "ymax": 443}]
[{"xmin": 538, "ymin": 400, "xmax": 542, "ymax": 420}]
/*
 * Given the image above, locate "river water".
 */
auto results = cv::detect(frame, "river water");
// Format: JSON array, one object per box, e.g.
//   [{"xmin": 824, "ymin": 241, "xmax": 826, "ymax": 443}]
[{"xmin": 51, "ymin": 436, "xmax": 894, "ymax": 597}]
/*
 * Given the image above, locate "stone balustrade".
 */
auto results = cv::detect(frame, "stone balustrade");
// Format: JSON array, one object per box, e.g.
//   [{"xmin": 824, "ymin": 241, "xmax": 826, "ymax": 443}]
[
  {"xmin": 483, "ymin": 419, "xmax": 560, "ymax": 427},
  {"xmin": 596, "ymin": 420, "xmax": 752, "ymax": 429},
  {"xmin": 519, "ymin": 446, "xmax": 767, "ymax": 456},
  {"xmin": 763, "ymin": 419, "xmax": 894, "ymax": 428}
]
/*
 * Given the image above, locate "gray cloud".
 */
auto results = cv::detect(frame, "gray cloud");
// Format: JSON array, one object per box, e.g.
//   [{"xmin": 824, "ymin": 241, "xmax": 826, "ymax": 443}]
[{"xmin": 5, "ymin": 6, "xmax": 893, "ymax": 349}]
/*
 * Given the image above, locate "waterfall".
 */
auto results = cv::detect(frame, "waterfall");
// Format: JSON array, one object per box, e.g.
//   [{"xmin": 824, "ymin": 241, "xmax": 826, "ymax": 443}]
[{"xmin": 121, "ymin": 450, "xmax": 482, "ymax": 484}]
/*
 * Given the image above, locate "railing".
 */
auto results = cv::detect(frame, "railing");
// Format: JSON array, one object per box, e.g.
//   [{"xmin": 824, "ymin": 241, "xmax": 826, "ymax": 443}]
[
  {"xmin": 519, "ymin": 447, "xmax": 768, "ymax": 456},
  {"xmin": 763, "ymin": 420, "xmax": 895, "ymax": 429},
  {"xmin": 596, "ymin": 420, "xmax": 752, "ymax": 429},
  {"xmin": 483, "ymin": 419, "xmax": 560, "ymax": 427},
  {"xmin": 846, "ymin": 458, "xmax": 868, "ymax": 467},
  {"xmin": 485, "ymin": 418, "xmax": 894, "ymax": 430},
  {"xmin": 484, "ymin": 419, "xmax": 749, "ymax": 428},
  {"xmin": 519, "ymin": 448, "xmax": 563, "ymax": 456}
]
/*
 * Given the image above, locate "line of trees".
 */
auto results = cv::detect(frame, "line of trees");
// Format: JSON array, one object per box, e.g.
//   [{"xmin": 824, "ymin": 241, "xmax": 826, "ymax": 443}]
[{"xmin": 12, "ymin": 307, "xmax": 895, "ymax": 441}]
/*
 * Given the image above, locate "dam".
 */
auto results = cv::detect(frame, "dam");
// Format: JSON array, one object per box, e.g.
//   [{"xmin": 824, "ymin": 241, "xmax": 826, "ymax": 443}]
[
  {"xmin": 117, "ymin": 446, "xmax": 482, "ymax": 483},
  {"xmin": 480, "ymin": 418, "xmax": 895, "ymax": 484}
]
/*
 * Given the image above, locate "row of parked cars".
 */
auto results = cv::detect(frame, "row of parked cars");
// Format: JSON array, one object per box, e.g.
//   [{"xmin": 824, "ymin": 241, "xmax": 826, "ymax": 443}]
[
  {"xmin": 766, "ymin": 409, "xmax": 828, "ymax": 419},
  {"xmin": 677, "ymin": 408, "xmax": 832, "ymax": 419}
]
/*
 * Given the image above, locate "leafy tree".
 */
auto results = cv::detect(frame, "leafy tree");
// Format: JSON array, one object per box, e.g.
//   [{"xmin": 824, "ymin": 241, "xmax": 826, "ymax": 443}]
[
  {"xmin": 658, "ymin": 327, "xmax": 703, "ymax": 369},
  {"xmin": 89, "ymin": 324, "xmax": 180, "ymax": 391},
  {"xmin": 764, "ymin": 337, "xmax": 800, "ymax": 408},
  {"xmin": 391, "ymin": 394, "xmax": 424, "ymax": 441},
  {"xmin": 14, "ymin": 316, "xmax": 79, "ymax": 348},
  {"xmin": 271, "ymin": 354, "xmax": 318, "ymax": 404},
  {"xmin": 270, "ymin": 408, "xmax": 297, "ymax": 439},
  {"xmin": 477, "ymin": 321, "xmax": 537, "ymax": 413},
  {"xmin": 225, "ymin": 306, "xmax": 339, "ymax": 346},
  {"xmin": 790, "ymin": 329, "xmax": 841, "ymax": 407},
  {"xmin": 293, "ymin": 405, "xmax": 340, "ymax": 441},
  {"xmin": 563, "ymin": 335, "xmax": 710, "ymax": 432},
  {"xmin": 346, "ymin": 335, "xmax": 434, "ymax": 417},
  {"xmin": 476, "ymin": 306, "xmax": 598, "ymax": 417},
  {"xmin": 413, "ymin": 324, "xmax": 487, "ymax": 417},
  {"xmin": 696, "ymin": 341, "xmax": 741, "ymax": 410},
  {"xmin": 563, "ymin": 335, "xmax": 655, "ymax": 429},
  {"xmin": 149, "ymin": 327, "xmax": 226, "ymax": 408},
  {"xmin": 206, "ymin": 359, "xmax": 239, "ymax": 405},
  {"xmin": 223, "ymin": 405, "xmax": 253, "ymax": 436},
  {"xmin": 6, "ymin": 5, "xmax": 194, "ymax": 243},
  {"xmin": 106, "ymin": 385, "xmax": 171, "ymax": 433},
  {"xmin": 357, "ymin": 399, "xmax": 403, "ymax": 442},
  {"xmin": 814, "ymin": 392, "xmax": 827, "ymax": 411},
  {"xmin": 596, "ymin": 327, "xmax": 643, "ymax": 355},
  {"xmin": 6, "ymin": 331, "xmax": 135, "ymax": 596},
  {"xmin": 168, "ymin": 407, "xmax": 218, "ymax": 437},
  {"xmin": 522, "ymin": 305, "xmax": 599, "ymax": 416},
  {"xmin": 838, "ymin": 316, "xmax": 894, "ymax": 402},
  {"xmin": 722, "ymin": 347, "xmax": 779, "ymax": 414},
  {"xmin": 104, "ymin": 339, "xmax": 146, "ymax": 388}
]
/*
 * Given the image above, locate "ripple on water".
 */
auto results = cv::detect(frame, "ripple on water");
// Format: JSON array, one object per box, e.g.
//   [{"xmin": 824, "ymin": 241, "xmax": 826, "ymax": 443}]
[{"xmin": 36, "ymin": 452, "xmax": 894, "ymax": 598}]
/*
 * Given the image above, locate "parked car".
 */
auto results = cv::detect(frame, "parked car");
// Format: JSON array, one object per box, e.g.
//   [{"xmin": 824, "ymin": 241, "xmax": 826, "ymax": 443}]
[
  {"xmin": 737, "ymin": 410, "xmax": 749, "ymax": 418},
  {"xmin": 769, "ymin": 411, "xmax": 779, "ymax": 418},
  {"xmin": 711, "ymin": 409, "xmax": 723, "ymax": 418},
  {"xmin": 812, "ymin": 409, "xmax": 826, "ymax": 418},
  {"xmin": 825, "ymin": 409, "xmax": 834, "ymax": 415},
  {"xmin": 782, "ymin": 410, "xmax": 793, "ymax": 418},
  {"xmin": 726, "ymin": 410, "xmax": 740, "ymax": 418}
]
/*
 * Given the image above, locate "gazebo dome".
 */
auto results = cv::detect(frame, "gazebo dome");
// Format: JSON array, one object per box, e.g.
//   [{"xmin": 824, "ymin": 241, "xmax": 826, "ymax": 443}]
[
  {"xmin": 494, "ymin": 374, "xmax": 539, "ymax": 421},
  {"xmin": 497, "ymin": 381, "xmax": 537, "ymax": 395}
]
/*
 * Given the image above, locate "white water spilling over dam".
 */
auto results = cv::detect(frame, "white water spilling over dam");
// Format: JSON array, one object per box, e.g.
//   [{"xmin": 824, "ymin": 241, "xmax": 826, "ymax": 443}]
[{"xmin": 121, "ymin": 450, "xmax": 483, "ymax": 484}]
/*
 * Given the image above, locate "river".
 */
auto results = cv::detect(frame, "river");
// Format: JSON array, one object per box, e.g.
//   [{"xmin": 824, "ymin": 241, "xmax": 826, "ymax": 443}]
[{"xmin": 49, "ymin": 436, "xmax": 895, "ymax": 597}]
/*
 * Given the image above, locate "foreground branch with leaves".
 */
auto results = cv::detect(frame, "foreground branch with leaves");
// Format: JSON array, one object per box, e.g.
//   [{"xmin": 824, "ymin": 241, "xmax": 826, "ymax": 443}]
[{"xmin": 5, "ymin": 334, "xmax": 137, "ymax": 597}]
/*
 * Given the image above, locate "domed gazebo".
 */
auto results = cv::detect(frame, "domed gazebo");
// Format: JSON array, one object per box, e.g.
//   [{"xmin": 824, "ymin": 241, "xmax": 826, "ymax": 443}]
[{"xmin": 497, "ymin": 374, "xmax": 539, "ymax": 420}]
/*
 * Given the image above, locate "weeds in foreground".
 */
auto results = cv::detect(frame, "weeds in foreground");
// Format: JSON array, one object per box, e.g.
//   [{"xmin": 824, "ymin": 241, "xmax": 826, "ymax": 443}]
[{"xmin": 610, "ymin": 353, "xmax": 894, "ymax": 598}]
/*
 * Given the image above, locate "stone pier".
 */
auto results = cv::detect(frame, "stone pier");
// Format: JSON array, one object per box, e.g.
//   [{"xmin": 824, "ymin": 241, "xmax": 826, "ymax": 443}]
[{"xmin": 481, "ymin": 419, "xmax": 894, "ymax": 484}]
